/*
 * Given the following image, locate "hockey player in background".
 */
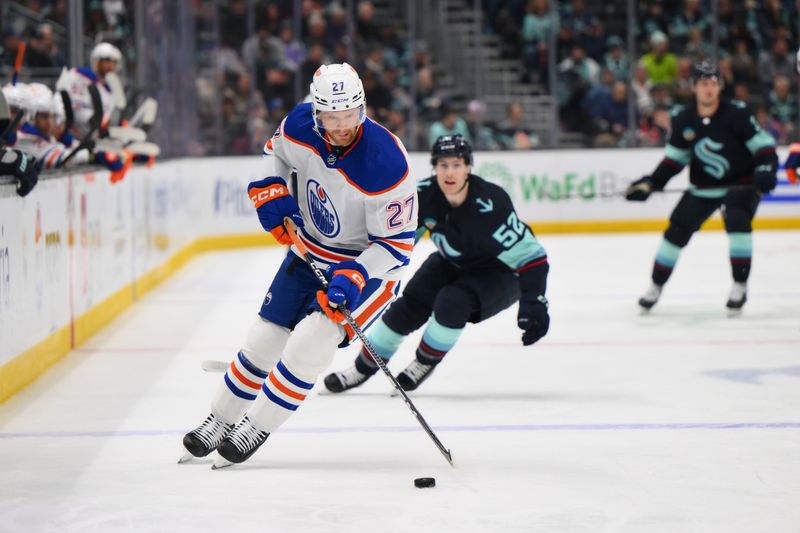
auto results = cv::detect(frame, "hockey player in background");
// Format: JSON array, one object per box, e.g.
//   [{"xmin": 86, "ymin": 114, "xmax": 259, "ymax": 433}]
[
  {"xmin": 324, "ymin": 134, "xmax": 550, "ymax": 393},
  {"xmin": 55, "ymin": 42, "xmax": 120, "ymax": 137},
  {"xmin": 182, "ymin": 63, "xmax": 417, "ymax": 467},
  {"xmin": 14, "ymin": 83, "xmax": 123, "ymax": 172},
  {"xmin": 779, "ymin": 48, "xmax": 800, "ymax": 185},
  {"xmin": 625, "ymin": 61, "xmax": 778, "ymax": 314}
]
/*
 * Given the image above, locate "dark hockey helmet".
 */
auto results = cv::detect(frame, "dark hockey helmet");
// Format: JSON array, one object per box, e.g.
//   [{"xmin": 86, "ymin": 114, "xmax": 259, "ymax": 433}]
[
  {"xmin": 691, "ymin": 60, "xmax": 721, "ymax": 84},
  {"xmin": 430, "ymin": 134, "xmax": 473, "ymax": 166}
]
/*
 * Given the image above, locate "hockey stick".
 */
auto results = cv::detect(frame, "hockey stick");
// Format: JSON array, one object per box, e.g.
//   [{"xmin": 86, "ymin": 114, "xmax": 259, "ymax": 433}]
[
  {"xmin": 11, "ymin": 41, "xmax": 26, "ymax": 86},
  {"xmin": 283, "ymin": 217, "xmax": 455, "ymax": 467},
  {"xmin": 128, "ymin": 97, "xmax": 158, "ymax": 129},
  {"xmin": 59, "ymin": 90, "xmax": 74, "ymax": 133},
  {"xmin": 200, "ymin": 359, "xmax": 229, "ymax": 373},
  {"xmin": 558, "ymin": 183, "xmax": 760, "ymax": 201},
  {"xmin": 0, "ymin": 96, "xmax": 24, "ymax": 151},
  {"xmin": 58, "ymin": 84, "xmax": 103, "ymax": 168},
  {"xmin": 107, "ymin": 125, "xmax": 147, "ymax": 143},
  {"xmin": 94, "ymin": 138, "xmax": 160, "ymax": 157}
]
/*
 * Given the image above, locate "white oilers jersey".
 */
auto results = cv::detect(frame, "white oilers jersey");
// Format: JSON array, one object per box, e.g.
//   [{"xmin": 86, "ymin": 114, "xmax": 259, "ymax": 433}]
[
  {"xmin": 263, "ymin": 103, "xmax": 417, "ymax": 280},
  {"xmin": 55, "ymin": 67, "xmax": 115, "ymax": 133},
  {"xmin": 15, "ymin": 123, "xmax": 88, "ymax": 169}
]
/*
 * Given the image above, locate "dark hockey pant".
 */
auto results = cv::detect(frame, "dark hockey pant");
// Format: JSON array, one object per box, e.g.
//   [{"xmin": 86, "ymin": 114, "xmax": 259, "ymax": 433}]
[
  {"xmin": 355, "ymin": 253, "xmax": 520, "ymax": 373},
  {"xmin": 652, "ymin": 188, "xmax": 761, "ymax": 286}
]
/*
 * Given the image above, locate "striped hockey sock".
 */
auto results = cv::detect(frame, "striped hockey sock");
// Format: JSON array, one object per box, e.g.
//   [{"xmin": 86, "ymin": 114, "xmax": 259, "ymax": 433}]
[
  {"xmin": 354, "ymin": 319, "xmax": 404, "ymax": 375},
  {"xmin": 652, "ymin": 238, "xmax": 682, "ymax": 286},
  {"xmin": 247, "ymin": 359, "xmax": 314, "ymax": 433},
  {"xmin": 415, "ymin": 314, "xmax": 464, "ymax": 366},
  {"xmin": 728, "ymin": 232, "xmax": 752, "ymax": 282}
]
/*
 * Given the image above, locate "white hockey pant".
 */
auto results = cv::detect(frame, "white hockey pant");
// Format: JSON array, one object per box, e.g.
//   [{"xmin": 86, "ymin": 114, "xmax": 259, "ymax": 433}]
[
  {"xmin": 246, "ymin": 311, "xmax": 343, "ymax": 433},
  {"xmin": 211, "ymin": 317, "xmax": 289, "ymax": 424}
]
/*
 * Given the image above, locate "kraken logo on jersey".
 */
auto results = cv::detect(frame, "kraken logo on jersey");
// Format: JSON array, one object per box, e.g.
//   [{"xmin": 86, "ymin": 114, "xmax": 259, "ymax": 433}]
[
  {"xmin": 431, "ymin": 233, "xmax": 462, "ymax": 257},
  {"xmin": 693, "ymin": 138, "xmax": 730, "ymax": 179},
  {"xmin": 306, "ymin": 179, "xmax": 341, "ymax": 237}
]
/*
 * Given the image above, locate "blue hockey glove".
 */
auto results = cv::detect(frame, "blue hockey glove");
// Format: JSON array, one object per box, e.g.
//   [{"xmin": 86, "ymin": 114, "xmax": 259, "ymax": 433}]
[
  {"xmin": 91, "ymin": 150, "xmax": 124, "ymax": 171},
  {"xmin": 754, "ymin": 163, "xmax": 777, "ymax": 194},
  {"xmin": 625, "ymin": 176, "xmax": 653, "ymax": 201},
  {"xmin": 316, "ymin": 261, "xmax": 369, "ymax": 322},
  {"xmin": 517, "ymin": 294, "xmax": 549, "ymax": 346},
  {"xmin": 247, "ymin": 177, "xmax": 303, "ymax": 245}
]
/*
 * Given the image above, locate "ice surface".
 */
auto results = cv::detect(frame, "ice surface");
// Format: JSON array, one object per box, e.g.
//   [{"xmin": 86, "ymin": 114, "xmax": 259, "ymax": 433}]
[{"xmin": 1, "ymin": 232, "xmax": 799, "ymax": 533}]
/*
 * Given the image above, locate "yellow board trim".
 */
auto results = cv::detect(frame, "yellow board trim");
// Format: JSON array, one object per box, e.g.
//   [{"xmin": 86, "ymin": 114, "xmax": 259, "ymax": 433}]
[
  {"xmin": 0, "ymin": 232, "xmax": 273, "ymax": 404},
  {"xmin": 2, "ymin": 217, "xmax": 799, "ymax": 403},
  {"xmin": 529, "ymin": 217, "xmax": 800, "ymax": 234}
]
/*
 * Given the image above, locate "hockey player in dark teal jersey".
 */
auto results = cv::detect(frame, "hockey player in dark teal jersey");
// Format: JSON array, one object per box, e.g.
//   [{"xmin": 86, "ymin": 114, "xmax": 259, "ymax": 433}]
[
  {"xmin": 625, "ymin": 61, "xmax": 778, "ymax": 315},
  {"xmin": 324, "ymin": 135, "xmax": 550, "ymax": 393}
]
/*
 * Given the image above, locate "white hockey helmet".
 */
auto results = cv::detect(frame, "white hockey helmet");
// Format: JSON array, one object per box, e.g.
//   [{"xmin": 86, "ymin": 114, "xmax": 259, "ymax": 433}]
[
  {"xmin": 309, "ymin": 63, "xmax": 366, "ymax": 136},
  {"xmin": 25, "ymin": 82, "xmax": 55, "ymax": 121},
  {"xmin": 2, "ymin": 82, "xmax": 29, "ymax": 112},
  {"xmin": 90, "ymin": 42, "xmax": 122, "ymax": 64}
]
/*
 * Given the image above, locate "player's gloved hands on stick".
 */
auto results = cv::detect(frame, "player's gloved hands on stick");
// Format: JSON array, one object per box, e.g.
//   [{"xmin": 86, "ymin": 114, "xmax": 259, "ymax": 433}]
[
  {"xmin": 517, "ymin": 294, "xmax": 549, "ymax": 346},
  {"xmin": 247, "ymin": 176, "xmax": 304, "ymax": 245},
  {"xmin": 753, "ymin": 163, "xmax": 777, "ymax": 193},
  {"xmin": 316, "ymin": 260, "xmax": 368, "ymax": 323},
  {"xmin": 625, "ymin": 176, "xmax": 654, "ymax": 201}
]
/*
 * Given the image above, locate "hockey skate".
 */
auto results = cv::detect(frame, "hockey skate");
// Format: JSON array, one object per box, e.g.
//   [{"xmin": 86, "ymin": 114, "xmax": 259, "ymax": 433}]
[
  {"xmin": 323, "ymin": 365, "xmax": 372, "ymax": 393},
  {"xmin": 213, "ymin": 416, "xmax": 270, "ymax": 469},
  {"xmin": 726, "ymin": 282, "xmax": 747, "ymax": 317},
  {"xmin": 638, "ymin": 282, "xmax": 663, "ymax": 312},
  {"xmin": 396, "ymin": 360, "xmax": 435, "ymax": 391},
  {"xmin": 179, "ymin": 413, "xmax": 234, "ymax": 463}
]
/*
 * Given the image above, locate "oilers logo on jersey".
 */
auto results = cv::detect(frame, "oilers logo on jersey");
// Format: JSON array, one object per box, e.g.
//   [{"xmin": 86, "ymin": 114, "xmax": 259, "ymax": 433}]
[{"xmin": 306, "ymin": 179, "xmax": 341, "ymax": 237}]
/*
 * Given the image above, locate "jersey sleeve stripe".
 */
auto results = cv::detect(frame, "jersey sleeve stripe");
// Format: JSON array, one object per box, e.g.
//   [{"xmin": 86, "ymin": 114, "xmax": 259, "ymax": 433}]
[
  {"xmin": 45, "ymin": 148, "xmax": 63, "ymax": 168},
  {"xmin": 371, "ymin": 239, "xmax": 411, "ymax": 263},
  {"xmin": 343, "ymin": 280, "xmax": 397, "ymax": 341},
  {"xmin": 516, "ymin": 257, "xmax": 548, "ymax": 273},
  {"xmin": 372, "ymin": 238, "xmax": 414, "ymax": 251},
  {"xmin": 300, "ymin": 228, "xmax": 363, "ymax": 256},
  {"xmin": 298, "ymin": 234, "xmax": 359, "ymax": 262},
  {"xmin": 369, "ymin": 230, "xmax": 416, "ymax": 240}
]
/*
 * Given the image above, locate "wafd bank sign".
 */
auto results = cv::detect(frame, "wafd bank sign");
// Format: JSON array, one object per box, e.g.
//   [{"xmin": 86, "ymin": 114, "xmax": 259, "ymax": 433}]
[{"xmin": 406, "ymin": 147, "xmax": 799, "ymax": 223}]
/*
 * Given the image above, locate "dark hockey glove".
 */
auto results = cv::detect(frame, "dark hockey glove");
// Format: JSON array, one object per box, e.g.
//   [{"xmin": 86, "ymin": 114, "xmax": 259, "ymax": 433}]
[
  {"xmin": 753, "ymin": 163, "xmax": 777, "ymax": 194},
  {"xmin": 247, "ymin": 177, "xmax": 304, "ymax": 245},
  {"xmin": 1, "ymin": 148, "xmax": 38, "ymax": 197},
  {"xmin": 517, "ymin": 294, "xmax": 549, "ymax": 346},
  {"xmin": 625, "ymin": 176, "xmax": 653, "ymax": 201}
]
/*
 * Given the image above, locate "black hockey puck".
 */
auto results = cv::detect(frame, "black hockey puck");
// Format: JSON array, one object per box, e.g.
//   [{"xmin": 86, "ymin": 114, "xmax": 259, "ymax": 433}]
[{"xmin": 414, "ymin": 477, "xmax": 436, "ymax": 488}]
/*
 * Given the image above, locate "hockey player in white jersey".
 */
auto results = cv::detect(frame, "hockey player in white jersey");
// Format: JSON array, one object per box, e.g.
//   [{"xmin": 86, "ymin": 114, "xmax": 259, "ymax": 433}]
[
  {"xmin": 14, "ymin": 83, "xmax": 124, "ymax": 171},
  {"xmin": 1, "ymin": 82, "xmax": 29, "ymax": 147},
  {"xmin": 182, "ymin": 63, "xmax": 417, "ymax": 467},
  {"xmin": 55, "ymin": 42, "xmax": 120, "ymax": 136}
]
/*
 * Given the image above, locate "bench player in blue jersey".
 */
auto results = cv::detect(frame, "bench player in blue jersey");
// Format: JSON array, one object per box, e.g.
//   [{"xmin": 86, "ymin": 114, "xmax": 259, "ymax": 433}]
[
  {"xmin": 625, "ymin": 61, "xmax": 778, "ymax": 315},
  {"xmin": 181, "ymin": 63, "xmax": 417, "ymax": 467},
  {"xmin": 324, "ymin": 134, "xmax": 550, "ymax": 393}
]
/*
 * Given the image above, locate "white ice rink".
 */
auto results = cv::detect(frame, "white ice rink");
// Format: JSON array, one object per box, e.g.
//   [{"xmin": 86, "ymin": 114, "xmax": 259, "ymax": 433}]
[{"xmin": 1, "ymin": 232, "xmax": 799, "ymax": 533}]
